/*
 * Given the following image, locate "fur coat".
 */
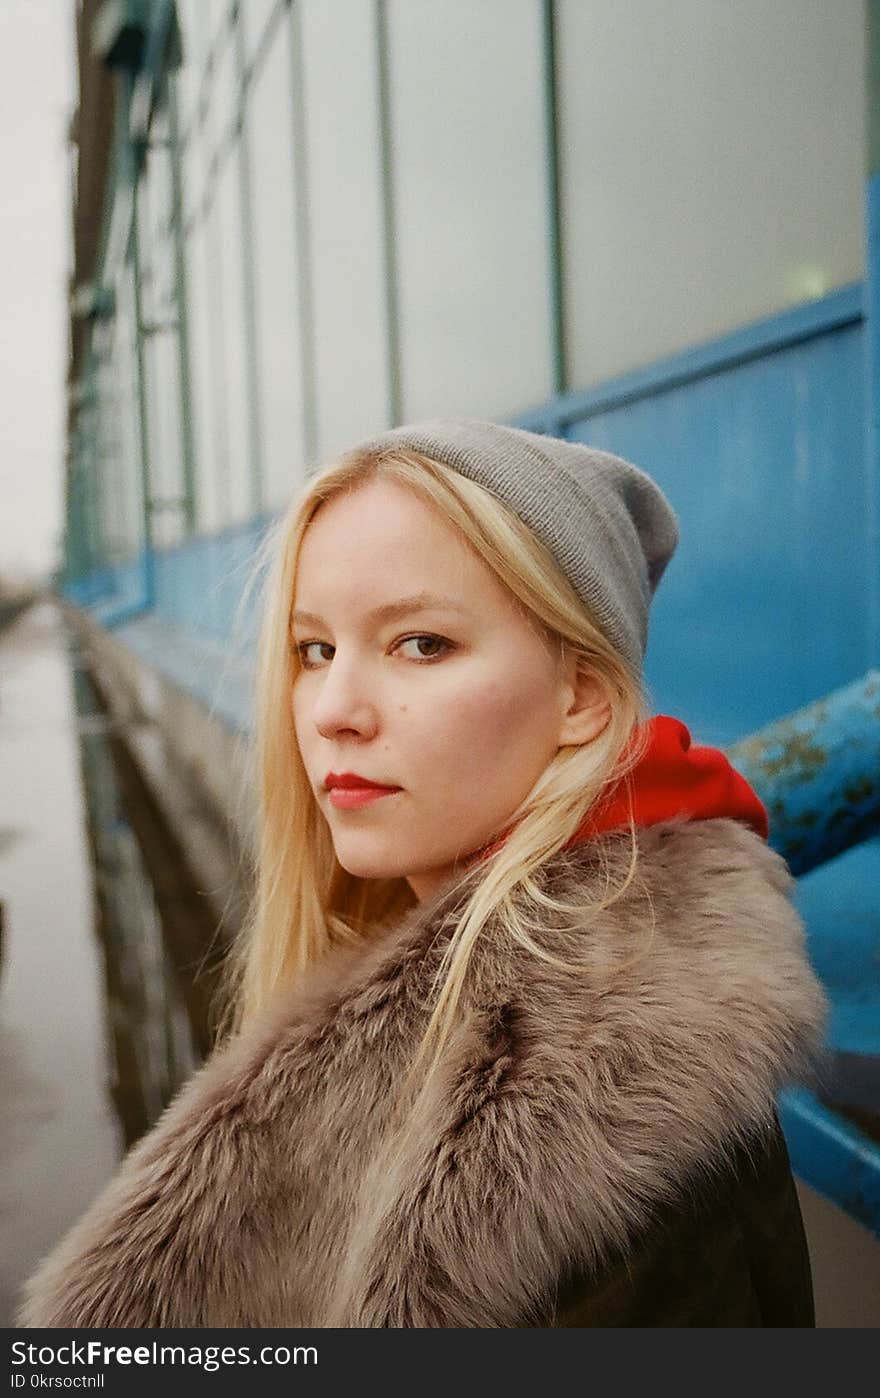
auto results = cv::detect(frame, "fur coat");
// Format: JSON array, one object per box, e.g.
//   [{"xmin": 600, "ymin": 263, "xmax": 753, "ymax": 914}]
[{"xmin": 18, "ymin": 816, "xmax": 827, "ymax": 1328}]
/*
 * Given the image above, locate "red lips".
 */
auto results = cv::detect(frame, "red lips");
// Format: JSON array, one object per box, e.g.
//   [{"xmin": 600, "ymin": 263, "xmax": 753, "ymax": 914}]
[{"xmin": 324, "ymin": 771, "xmax": 401, "ymax": 791}]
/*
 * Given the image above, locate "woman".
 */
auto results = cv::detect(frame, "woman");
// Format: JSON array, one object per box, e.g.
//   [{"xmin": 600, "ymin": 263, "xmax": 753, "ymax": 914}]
[{"xmin": 19, "ymin": 419, "xmax": 826, "ymax": 1327}]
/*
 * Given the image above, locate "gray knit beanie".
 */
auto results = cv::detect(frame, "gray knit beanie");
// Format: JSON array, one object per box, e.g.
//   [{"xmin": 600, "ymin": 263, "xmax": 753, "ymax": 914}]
[{"xmin": 345, "ymin": 418, "xmax": 679, "ymax": 678}]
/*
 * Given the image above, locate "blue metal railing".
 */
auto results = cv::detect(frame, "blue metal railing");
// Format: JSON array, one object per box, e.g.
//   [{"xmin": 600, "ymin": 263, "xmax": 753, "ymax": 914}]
[
  {"xmin": 726, "ymin": 672, "xmax": 880, "ymax": 1235},
  {"xmin": 728, "ymin": 670, "xmax": 880, "ymax": 877}
]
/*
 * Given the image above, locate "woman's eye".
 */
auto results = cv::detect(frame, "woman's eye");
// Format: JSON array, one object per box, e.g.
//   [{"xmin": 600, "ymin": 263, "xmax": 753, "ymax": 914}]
[
  {"xmin": 395, "ymin": 634, "xmax": 453, "ymax": 662},
  {"xmin": 297, "ymin": 641, "xmax": 334, "ymax": 668},
  {"xmin": 295, "ymin": 635, "xmax": 452, "ymax": 668}
]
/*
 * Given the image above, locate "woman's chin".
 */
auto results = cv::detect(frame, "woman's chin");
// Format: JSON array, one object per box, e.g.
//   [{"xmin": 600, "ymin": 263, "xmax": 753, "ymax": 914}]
[
  {"xmin": 333, "ymin": 844, "xmax": 410, "ymax": 882},
  {"xmin": 333, "ymin": 843, "xmax": 455, "ymax": 897}
]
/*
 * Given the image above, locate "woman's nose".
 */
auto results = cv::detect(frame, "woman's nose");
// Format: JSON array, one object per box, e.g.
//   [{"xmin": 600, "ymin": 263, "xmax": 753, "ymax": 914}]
[{"xmin": 312, "ymin": 655, "xmax": 379, "ymax": 739}]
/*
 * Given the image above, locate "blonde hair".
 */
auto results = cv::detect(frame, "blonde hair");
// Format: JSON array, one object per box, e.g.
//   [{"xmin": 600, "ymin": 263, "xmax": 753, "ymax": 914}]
[{"xmin": 219, "ymin": 447, "xmax": 655, "ymax": 1085}]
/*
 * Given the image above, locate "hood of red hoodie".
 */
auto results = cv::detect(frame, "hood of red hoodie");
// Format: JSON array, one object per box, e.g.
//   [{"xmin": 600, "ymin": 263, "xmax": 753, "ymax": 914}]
[
  {"xmin": 465, "ymin": 715, "xmax": 768, "ymax": 868},
  {"xmin": 568, "ymin": 714, "xmax": 769, "ymax": 846}
]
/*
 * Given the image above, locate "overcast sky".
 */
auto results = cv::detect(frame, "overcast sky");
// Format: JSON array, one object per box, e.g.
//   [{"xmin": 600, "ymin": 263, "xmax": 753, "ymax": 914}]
[{"xmin": 2, "ymin": 4, "xmax": 74, "ymax": 583}]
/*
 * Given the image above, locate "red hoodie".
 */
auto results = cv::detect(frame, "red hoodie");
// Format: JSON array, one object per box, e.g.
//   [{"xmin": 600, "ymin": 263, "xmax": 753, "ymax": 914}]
[
  {"xmin": 466, "ymin": 714, "xmax": 768, "ymax": 867},
  {"xmin": 569, "ymin": 713, "xmax": 769, "ymax": 845}
]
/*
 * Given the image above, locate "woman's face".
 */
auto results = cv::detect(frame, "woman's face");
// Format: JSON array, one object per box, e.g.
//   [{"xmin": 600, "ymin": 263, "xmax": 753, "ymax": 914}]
[{"xmin": 291, "ymin": 476, "xmax": 608, "ymax": 902}]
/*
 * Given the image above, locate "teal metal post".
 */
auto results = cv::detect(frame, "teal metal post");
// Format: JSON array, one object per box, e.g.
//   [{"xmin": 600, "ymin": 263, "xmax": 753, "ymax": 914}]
[
  {"xmin": 166, "ymin": 71, "xmax": 198, "ymax": 533},
  {"xmin": 234, "ymin": 0, "xmax": 264, "ymax": 517},
  {"xmin": 288, "ymin": 0, "xmax": 318, "ymax": 469},
  {"xmin": 81, "ymin": 365, "xmax": 100, "ymax": 580},
  {"xmin": 67, "ymin": 458, "xmax": 88, "ymax": 587},
  {"xmin": 197, "ymin": 3, "xmax": 231, "ymax": 525},
  {"xmin": 129, "ymin": 92, "xmax": 157, "ymax": 606},
  {"xmin": 541, "ymin": 0, "xmax": 566, "ymax": 398},
  {"xmin": 375, "ymin": 0, "xmax": 402, "ymax": 427}
]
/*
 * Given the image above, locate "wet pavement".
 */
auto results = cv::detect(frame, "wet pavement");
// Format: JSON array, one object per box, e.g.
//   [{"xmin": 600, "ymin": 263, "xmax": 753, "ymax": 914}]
[
  {"xmin": 0, "ymin": 601, "xmax": 120, "ymax": 1322},
  {"xmin": 0, "ymin": 600, "xmax": 201, "ymax": 1324}
]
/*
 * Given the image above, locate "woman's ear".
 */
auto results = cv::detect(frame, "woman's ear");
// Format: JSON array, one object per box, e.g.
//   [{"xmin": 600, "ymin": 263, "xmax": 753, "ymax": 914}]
[{"xmin": 557, "ymin": 654, "xmax": 611, "ymax": 748}]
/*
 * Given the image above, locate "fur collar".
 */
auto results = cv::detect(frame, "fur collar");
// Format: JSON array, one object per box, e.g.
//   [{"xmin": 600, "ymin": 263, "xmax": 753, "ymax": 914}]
[{"xmin": 18, "ymin": 817, "xmax": 827, "ymax": 1328}]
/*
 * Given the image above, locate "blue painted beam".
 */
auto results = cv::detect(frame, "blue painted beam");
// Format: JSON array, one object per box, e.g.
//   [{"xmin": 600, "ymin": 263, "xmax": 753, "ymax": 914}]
[
  {"xmin": 727, "ymin": 672, "xmax": 880, "ymax": 1236},
  {"xmin": 512, "ymin": 281, "xmax": 863, "ymax": 431},
  {"xmin": 779, "ymin": 1087, "xmax": 880, "ymax": 1238},
  {"xmin": 727, "ymin": 670, "xmax": 880, "ymax": 878}
]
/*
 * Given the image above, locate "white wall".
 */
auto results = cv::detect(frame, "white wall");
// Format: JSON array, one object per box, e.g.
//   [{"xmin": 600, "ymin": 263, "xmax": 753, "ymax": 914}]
[
  {"xmin": 245, "ymin": 5, "xmax": 308, "ymax": 508},
  {"xmin": 387, "ymin": 0, "xmax": 550, "ymax": 421},
  {"xmin": 129, "ymin": 0, "xmax": 866, "ymax": 536},
  {"xmin": 300, "ymin": 0, "xmax": 390, "ymax": 464},
  {"xmin": 556, "ymin": 0, "xmax": 865, "ymax": 386}
]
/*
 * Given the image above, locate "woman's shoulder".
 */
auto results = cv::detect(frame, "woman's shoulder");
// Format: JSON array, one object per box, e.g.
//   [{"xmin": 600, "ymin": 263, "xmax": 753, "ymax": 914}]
[
  {"xmin": 455, "ymin": 818, "xmax": 826, "ymax": 1270},
  {"xmin": 488, "ymin": 816, "xmax": 823, "ymax": 1009},
  {"xmin": 512, "ymin": 816, "xmax": 822, "ymax": 1010},
  {"xmin": 541, "ymin": 814, "xmax": 800, "ymax": 938},
  {"xmin": 540, "ymin": 1112, "xmax": 815, "ymax": 1327}
]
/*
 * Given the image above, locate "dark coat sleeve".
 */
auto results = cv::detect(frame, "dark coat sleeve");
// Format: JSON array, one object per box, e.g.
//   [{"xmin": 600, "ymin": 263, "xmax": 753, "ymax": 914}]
[{"xmin": 544, "ymin": 1115, "xmax": 815, "ymax": 1327}]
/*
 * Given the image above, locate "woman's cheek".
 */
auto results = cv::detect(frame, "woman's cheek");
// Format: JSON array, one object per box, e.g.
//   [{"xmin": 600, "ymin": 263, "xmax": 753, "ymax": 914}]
[{"xmin": 427, "ymin": 684, "xmax": 523, "ymax": 778}]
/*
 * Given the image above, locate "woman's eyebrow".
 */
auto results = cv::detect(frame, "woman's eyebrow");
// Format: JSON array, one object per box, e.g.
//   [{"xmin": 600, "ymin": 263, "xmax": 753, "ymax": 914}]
[{"xmin": 291, "ymin": 592, "xmax": 471, "ymax": 628}]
